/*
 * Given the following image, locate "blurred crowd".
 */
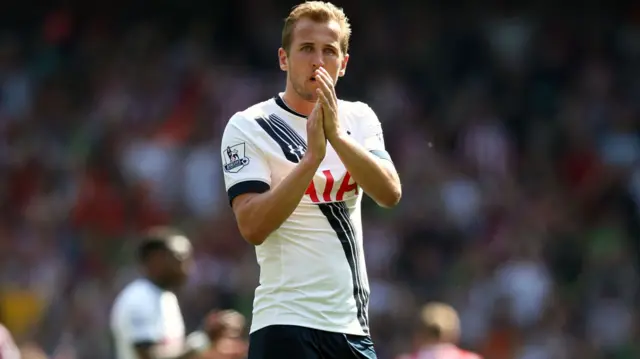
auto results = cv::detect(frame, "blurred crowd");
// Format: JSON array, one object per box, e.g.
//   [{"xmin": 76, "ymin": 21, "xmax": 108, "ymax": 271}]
[{"xmin": 1, "ymin": 1, "xmax": 640, "ymax": 358}]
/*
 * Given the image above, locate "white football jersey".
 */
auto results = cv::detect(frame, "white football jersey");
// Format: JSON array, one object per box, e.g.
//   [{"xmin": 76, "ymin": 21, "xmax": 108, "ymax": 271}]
[
  {"xmin": 221, "ymin": 93, "xmax": 390, "ymax": 336},
  {"xmin": 110, "ymin": 278, "xmax": 186, "ymax": 359},
  {"xmin": 0, "ymin": 324, "xmax": 20, "ymax": 359}
]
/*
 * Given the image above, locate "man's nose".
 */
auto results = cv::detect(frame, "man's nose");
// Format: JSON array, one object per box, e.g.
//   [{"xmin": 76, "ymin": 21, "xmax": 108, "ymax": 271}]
[{"xmin": 311, "ymin": 51, "xmax": 325, "ymax": 68}]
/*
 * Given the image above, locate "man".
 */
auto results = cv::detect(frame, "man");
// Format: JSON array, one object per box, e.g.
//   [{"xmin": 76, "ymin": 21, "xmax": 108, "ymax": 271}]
[
  {"xmin": 396, "ymin": 303, "xmax": 482, "ymax": 359},
  {"xmin": 220, "ymin": 1, "xmax": 402, "ymax": 358},
  {"xmin": 110, "ymin": 227, "xmax": 210, "ymax": 359}
]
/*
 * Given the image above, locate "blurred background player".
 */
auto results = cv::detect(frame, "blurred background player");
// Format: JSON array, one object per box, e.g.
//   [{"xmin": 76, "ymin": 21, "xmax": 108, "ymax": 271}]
[
  {"xmin": 396, "ymin": 303, "xmax": 482, "ymax": 359},
  {"xmin": 199, "ymin": 309, "xmax": 247, "ymax": 359},
  {"xmin": 109, "ymin": 227, "xmax": 210, "ymax": 359}
]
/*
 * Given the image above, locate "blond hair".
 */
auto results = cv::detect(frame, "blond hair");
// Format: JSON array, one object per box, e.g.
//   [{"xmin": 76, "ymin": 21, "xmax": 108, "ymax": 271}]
[
  {"xmin": 420, "ymin": 302, "xmax": 460, "ymax": 342},
  {"xmin": 282, "ymin": 1, "xmax": 352, "ymax": 54}
]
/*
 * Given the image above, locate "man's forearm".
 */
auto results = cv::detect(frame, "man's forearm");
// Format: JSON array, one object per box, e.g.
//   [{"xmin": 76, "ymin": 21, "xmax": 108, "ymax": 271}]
[
  {"xmin": 329, "ymin": 133, "xmax": 401, "ymax": 207},
  {"xmin": 235, "ymin": 156, "xmax": 321, "ymax": 244}
]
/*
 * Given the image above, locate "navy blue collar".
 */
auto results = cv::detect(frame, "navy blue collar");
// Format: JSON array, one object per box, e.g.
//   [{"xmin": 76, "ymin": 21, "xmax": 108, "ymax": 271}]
[{"xmin": 274, "ymin": 95, "xmax": 308, "ymax": 118}]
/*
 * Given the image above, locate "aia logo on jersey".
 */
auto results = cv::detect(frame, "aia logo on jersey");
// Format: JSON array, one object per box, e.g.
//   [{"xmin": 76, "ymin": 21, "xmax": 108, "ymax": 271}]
[
  {"xmin": 305, "ymin": 170, "xmax": 359, "ymax": 203},
  {"xmin": 223, "ymin": 143, "xmax": 250, "ymax": 173}
]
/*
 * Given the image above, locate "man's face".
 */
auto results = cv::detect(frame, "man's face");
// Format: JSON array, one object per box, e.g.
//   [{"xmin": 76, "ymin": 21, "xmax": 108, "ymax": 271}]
[
  {"xmin": 160, "ymin": 236, "xmax": 193, "ymax": 288},
  {"xmin": 161, "ymin": 252, "xmax": 192, "ymax": 288},
  {"xmin": 279, "ymin": 18, "xmax": 349, "ymax": 102}
]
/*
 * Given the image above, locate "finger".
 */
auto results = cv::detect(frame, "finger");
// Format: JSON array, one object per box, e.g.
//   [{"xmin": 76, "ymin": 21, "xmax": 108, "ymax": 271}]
[
  {"xmin": 317, "ymin": 66, "xmax": 333, "ymax": 84},
  {"xmin": 313, "ymin": 93, "xmax": 325, "ymax": 118},
  {"xmin": 315, "ymin": 90, "xmax": 323, "ymax": 108},
  {"xmin": 315, "ymin": 75, "xmax": 335, "ymax": 110},
  {"xmin": 317, "ymin": 67, "xmax": 338, "ymax": 103},
  {"xmin": 318, "ymin": 103, "xmax": 325, "ymax": 127},
  {"xmin": 315, "ymin": 69, "xmax": 333, "ymax": 92},
  {"xmin": 315, "ymin": 70, "xmax": 338, "ymax": 108},
  {"xmin": 310, "ymin": 98, "xmax": 324, "ymax": 125},
  {"xmin": 316, "ymin": 88, "xmax": 332, "ymax": 114},
  {"xmin": 309, "ymin": 98, "xmax": 321, "ymax": 118},
  {"xmin": 318, "ymin": 102, "xmax": 324, "ymax": 120}
]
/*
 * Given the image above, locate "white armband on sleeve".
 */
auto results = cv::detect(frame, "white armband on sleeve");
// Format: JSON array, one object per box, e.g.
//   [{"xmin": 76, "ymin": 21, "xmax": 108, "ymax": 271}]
[{"xmin": 357, "ymin": 103, "xmax": 392, "ymax": 162}]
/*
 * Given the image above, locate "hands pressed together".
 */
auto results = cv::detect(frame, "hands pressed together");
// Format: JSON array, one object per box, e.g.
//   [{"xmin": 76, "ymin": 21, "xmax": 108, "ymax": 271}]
[{"xmin": 305, "ymin": 67, "xmax": 342, "ymax": 165}]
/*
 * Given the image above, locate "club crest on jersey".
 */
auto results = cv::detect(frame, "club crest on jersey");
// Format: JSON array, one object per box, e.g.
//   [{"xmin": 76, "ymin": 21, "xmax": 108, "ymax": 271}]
[{"xmin": 223, "ymin": 143, "xmax": 250, "ymax": 173}]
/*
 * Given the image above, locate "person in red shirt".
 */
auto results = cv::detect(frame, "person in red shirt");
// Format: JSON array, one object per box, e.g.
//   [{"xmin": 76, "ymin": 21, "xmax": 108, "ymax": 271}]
[{"xmin": 396, "ymin": 303, "xmax": 482, "ymax": 359}]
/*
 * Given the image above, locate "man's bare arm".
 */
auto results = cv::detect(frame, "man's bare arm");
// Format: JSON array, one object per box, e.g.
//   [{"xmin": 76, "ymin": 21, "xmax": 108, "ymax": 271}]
[
  {"xmin": 232, "ymin": 154, "xmax": 322, "ymax": 245},
  {"xmin": 329, "ymin": 133, "xmax": 401, "ymax": 208},
  {"xmin": 232, "ymin": 102, "xmax": 326, "ymax": 245},
  {"xmin": 314, "ymin": 67, "xmax": 401, "ymax": 208}
]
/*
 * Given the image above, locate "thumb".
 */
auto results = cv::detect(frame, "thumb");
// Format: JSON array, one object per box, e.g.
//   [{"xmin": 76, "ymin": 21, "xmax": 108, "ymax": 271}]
[{"xmin": 310, "ymin": 101, "xmax": 321, "ymax": 119}]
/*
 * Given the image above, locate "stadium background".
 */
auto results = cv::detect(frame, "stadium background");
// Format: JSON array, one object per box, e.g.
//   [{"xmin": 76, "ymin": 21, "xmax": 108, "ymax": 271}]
[{"xmin": 1, "ymin": 0, "xmax": 640, "ymax": 358}]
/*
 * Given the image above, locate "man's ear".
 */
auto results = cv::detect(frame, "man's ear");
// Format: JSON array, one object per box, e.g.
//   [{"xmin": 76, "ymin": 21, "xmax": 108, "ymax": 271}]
[
  {"xmin": 278, "ymin": 48, "xmax": 288, "ymax": 71},
  {"xmin": 338, "ymin": 53, "xmax": 349, "ymax": 77}
]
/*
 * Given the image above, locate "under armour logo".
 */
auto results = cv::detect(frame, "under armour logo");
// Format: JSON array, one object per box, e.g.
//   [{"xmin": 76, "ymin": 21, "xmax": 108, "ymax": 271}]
[{"xmin": 288, "ymin": 144, "xmax": 305, "ymax": 157}]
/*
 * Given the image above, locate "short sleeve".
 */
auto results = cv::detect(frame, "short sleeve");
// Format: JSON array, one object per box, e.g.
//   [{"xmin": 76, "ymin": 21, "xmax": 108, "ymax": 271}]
[
  {"xmin": 357, "ymin": 103, "xmax": 392, "ymax": 161},
  {"xmin": 221, "ymin": 114, "xmax": 272, "ymax": 206},
  {"xmin": 127, "ymin": 302, "xmax": 162, "ymax": 343},
  {"xmin": 0, "ymin": 325, "xmax": 20, "ymax": 359}
]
